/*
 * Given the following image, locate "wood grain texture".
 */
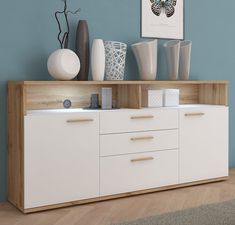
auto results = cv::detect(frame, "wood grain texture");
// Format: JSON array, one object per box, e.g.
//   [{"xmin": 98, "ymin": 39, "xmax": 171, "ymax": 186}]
[
  {"xmin": 199, "ymin": 84, "xmax": 228, "ymax": 105},
  {"xmin": 141, "ymin": 84, "xmax": 199, "ymax": 105},
  {"xmin": 1, "ymin": 170, "xmax": 234, "ymax": 225},
  {"xmin": 25, "ymin": 84, "xmax": 118, "ymax": 110},
  {"xmin": 9, "ymin": 80, "xmax": 229, "ymax": 85},
  {"xmin": 7, "ymin": 82, "xmax": 24, "ymax": 211}
]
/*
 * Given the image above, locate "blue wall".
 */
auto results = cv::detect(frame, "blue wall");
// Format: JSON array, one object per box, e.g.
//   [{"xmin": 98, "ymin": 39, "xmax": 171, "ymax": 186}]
[{"xmin": 0, "ymin": 0, "xmax": 234, "ymax": 202}]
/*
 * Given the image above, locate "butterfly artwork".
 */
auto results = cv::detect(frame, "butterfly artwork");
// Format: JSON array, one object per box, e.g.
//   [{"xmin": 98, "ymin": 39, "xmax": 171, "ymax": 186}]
[{"xmin": 150, "ymin": 0, "xmax": 177, "ymax": 18}]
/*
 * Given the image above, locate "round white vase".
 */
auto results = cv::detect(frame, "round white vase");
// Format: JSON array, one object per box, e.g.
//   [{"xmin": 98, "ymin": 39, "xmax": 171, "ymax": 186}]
[
  {"xmin": 47, "ymin": 49, "xmax": 80, "ymax": 81},
  {"xmin": 91, "ymin": 39, "xmax": 105, "ymax": 81},
  {"xmin": 131, "ymin": 40, "xmax": 158, "ymax": 81}
]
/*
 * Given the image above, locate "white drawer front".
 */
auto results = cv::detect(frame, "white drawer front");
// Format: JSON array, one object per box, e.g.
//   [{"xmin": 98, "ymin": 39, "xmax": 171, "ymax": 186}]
[
  {"xmin": 100, "ymin": 150, "xmax": 179, "ymax": 196},
  {"xmin": 100, "ymin": 130, "xmax": 178, "ymax": 156},
  {"xmin": 100, "ymin": 109, "xmax": 178, "ymax": 134}
]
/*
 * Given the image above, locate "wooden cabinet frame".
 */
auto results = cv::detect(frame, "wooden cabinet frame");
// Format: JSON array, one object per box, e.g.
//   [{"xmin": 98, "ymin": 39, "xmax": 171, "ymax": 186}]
[{"xmin": 7, "ymin": 80, "xmax": 228, "ymax": 213}]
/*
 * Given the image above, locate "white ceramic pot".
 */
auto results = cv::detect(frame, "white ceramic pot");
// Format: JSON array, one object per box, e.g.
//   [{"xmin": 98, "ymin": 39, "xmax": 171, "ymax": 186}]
[
  {"xmin": 91, "ymin": 39, "xmax": 105, "ymax": 81},
  {"xmin": 163, "ymin": 40, "xmax": 180, "ymax": 80},
  {"xmin": 47, "ymin": 49, "xmax": 80, "ymax": 81},
  {"xmin": 131, "ymin": 40, "xmax": 158, "ymax": 81},
  {"xmin": 179, "ymin": 40, "xmax": 192, "ymax": 80}
]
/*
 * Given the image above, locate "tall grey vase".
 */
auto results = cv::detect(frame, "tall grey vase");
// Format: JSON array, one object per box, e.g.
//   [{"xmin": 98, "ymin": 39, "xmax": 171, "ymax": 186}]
[
  {"xmin": 131, "ymin": 40, "xmax": 157, "ymax": 81},
  {"xmin": 76, "ymin": 20, "xmax": 90, "ymax": 81},
  {"xmin": 164, "ymin": 40, "xmax": 180, "ymax": 80},
  {"xmin": 179, "ymin": 41, "xmax": 192, "ymax": 80}
]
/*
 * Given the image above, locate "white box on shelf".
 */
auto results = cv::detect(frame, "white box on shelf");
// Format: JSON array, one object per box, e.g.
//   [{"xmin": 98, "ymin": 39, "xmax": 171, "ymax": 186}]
[
  {"xmin": 142, "ymin": 90, "xmax": 163, "ymax": 108},
  {"xmin": 164, "ymin": 89, "xmax": 180, "ymax": 107}
]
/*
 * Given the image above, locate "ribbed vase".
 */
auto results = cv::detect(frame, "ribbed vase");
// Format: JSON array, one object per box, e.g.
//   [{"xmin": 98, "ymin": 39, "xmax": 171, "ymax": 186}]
[
  {"xmin": 164, "ymin": 40, "xmax": 180, "ymax": 80},
  {"xmin": 75, "ymin": 20, "xmax": 90, "ymax": 81},
  {"xmin": 179, "ymin": 40, "xmax": 192, "ymax": 80},
  {"xmin": 91, "ymin": 39, "xmax": 105, "ymax": 81},
  {"xmin": 131, "ymin": 40, "xmax": 158, "ymax": 81}
]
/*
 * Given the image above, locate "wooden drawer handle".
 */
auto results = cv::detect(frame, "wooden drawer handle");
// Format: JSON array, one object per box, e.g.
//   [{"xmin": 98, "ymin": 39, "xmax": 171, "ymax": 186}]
[
  {"xmin": 131, "ymin": 157, "xmax": 154, "ymax": 163},
  {"xmin": 130, "ymin": 115, "xmax": 154, "ymax": 120},
  {"xmin": 185, "ymin": 113, "xmax": 205, "ymax": 117},
  {"xmin": 67, "ymin": 119, "xmax": 94, "ymax": 123},
  {"xmin": 131, "ymin": 136, "xmax": 154, "ymax": 141}
]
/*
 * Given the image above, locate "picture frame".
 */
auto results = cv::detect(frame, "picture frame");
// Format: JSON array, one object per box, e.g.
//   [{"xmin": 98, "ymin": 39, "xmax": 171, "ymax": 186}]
[{"xmin": 141, "ymin": 0, "xmax": 184, "ymax": 40}]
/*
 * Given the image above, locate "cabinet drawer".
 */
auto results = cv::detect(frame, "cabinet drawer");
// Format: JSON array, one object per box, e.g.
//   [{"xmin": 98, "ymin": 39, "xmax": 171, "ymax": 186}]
[
  {"xmin": 100, "ymin": 109, "xmax": 178, "ymax": 134},
  {"xmin": 100, "ymin": 150, "xmax": 179, "ymax": 196},
  {"xmin": 100, "ymin": 130, "xmax": 178, "ymax": 156}
]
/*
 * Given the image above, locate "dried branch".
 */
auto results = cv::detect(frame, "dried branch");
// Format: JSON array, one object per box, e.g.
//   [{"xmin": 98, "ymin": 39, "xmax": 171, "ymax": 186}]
[{"xmin": 55, "ymin": 0, "xmax": 80, "ymax": 49}]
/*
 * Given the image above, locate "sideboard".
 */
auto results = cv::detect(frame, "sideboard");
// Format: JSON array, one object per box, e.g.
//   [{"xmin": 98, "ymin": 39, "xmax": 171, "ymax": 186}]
[{"xmin": 7, "ymin": 80, "xmax": 229, "ymax": 213}]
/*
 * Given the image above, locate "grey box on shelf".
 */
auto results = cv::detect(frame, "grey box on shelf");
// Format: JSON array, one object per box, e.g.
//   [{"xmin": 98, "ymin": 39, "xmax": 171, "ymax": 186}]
[{"xmin": 101, "ymin": 87, "xmax": 112, "ymax": 109}]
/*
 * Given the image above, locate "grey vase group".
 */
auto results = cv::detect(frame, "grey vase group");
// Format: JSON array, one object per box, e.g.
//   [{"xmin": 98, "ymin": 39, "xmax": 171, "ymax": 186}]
[{"xmin": 131, "ymin": 39, "xmax": 192, "ymax": 81}]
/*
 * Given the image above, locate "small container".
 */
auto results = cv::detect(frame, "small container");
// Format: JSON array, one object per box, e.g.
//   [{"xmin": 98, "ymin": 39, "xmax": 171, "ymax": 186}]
[
  {"xmin": 142, "ymin": 90, "xmax": 163, "ymax": 108},
  {"xmin": 101, "ymin": 87, "xmax": 112, "ymax": 109},
  {"xmin": 164, "ymin": 89, "xmax": 180, "ymax": 107}
]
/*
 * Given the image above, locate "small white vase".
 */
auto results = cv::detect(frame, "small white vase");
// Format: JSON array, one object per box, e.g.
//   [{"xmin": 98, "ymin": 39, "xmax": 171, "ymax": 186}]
[
  {"xmin": 47, "ymin": 49, "xmax": 80, "ymax": 81},
  {"xmin": 179, "ymin": 40, "xmax": 192, "ymax": 80},
  {"xmin": 164, "ymin": 40, "xmax": 180, "ymax": 80},
  {"xmin": 131, "ymin": 40, "xmax": 158, "ymax": 81},
  {"xmin": 91, "ymin": 39, "xmax": 105, "ymax": 81}
]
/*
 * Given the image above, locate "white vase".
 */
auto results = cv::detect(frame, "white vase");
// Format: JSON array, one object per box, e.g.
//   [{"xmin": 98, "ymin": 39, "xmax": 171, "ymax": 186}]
[
  {"xmin": 164, "ymin": 40, "xmax": 180, "ymax": 80},
  {"xmin": 91, "ymin": 39, "xmax": 105, "ymax": 81},
  {"xmin": 179, "ymin": 40, "xmax": 192, "ymax": 80},
  {"xmin": 131, "ymin": 40, "xmax": 157, "ymax": 81},
  {"xmin": 47, "ymin": 49, "xmax": 80, "ymax": 81}
]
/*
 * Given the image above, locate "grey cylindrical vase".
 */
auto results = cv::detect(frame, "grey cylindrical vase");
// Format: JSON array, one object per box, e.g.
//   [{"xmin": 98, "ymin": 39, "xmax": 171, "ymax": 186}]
[
  {"xmin": 164, "ymin": 40, "xmax": 180, "ymax": 80},
  {"xmin": 76, "ymin": 20, "xmax": 90, "ymax": 81},
  {"xmin": 179, "ymin": 41, "xmax": 192, "ymax": 80},
  {"xmin": 131, "ymin": 40, "xmax": 157, "ymax": 81}
]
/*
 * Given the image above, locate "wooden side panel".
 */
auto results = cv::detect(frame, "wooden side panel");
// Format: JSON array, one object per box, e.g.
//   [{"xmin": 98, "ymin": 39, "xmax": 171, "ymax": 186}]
[
  {"xmin": 199, "ymin": 84, "xmax": 228, "ymax": 105},
  {"xmin": 7, "ymin": 82, "xmax": 24, "ymax": 210},
  {"xmin": 117, "ymin": 84, "xmax": 141, "ymax": 109},
  {"xmin": 25, "ymin": 84, "xmax": 118, "ymax": 110},
  {"xmin": 141, "ymin": 84, "xmax": 199, "ymax": 106}
]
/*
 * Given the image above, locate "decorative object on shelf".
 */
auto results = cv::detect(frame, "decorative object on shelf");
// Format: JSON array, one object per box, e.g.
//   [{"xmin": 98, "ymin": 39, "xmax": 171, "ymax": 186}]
[
  {"xmin": 142, "ymin": 90, "xmax": 163, "ymax": 108},
  {"xmin": 141, "ymin": 0, "xmax": 184, "ymax": 39},
  {"xmin": 131, "ymin": 40, "xmax": 157, "ymax": 81},
  {"xmin": 47, "ymin": 0, "xmax": 80, "ymax": 80},
  {"xmin": 47, "ymin": 49, "xmax": 80, "ymax": 80},
  {"xmin": 55, "ymin": 0, "xmax": 80, "ymax": 49},
  {"xmin": 101, "ymin": 87, "xmax": 112, "ymax": 109},
  {"xmin": 104, "ymin": 41, "xmax": 127, "ymax": 80},
  {"xmin": 63, "ymin": 99, "xmax": 72, "ymax": 109},
  {"xmin": 91, "ymin": 39, "xmax": 106, "ymax": 81},
  {"xmin": 164, "ymin": 40, "xmax": 180, "ymax": 80},
  {"xmin": 90, "ymin": 94, "xmax": 99, "ymax": 109},
  {"xmin": 163, "ymin": 89, "xmax": 180, "ymax": 106},
  {"xmin": 179, "ymin": 40, "xmax": 192, "ymax": 80},
  {"xmin": 76, "ymin": 20, "xmax": 90, "ymax": 81}
]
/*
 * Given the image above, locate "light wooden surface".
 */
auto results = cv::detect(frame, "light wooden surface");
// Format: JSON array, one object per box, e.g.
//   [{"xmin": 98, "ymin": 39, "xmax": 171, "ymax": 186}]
[
  {"xmin": 8, "ymin": 80, "xmax": 229, "ymax": 111},
  {"xmin": 1, "ymin": 170, "xmax": 234, "ymax": 225},
  {"xmin": 8, "ymin": 80, "xmax": 229, "ymax": 85},
  {"xmin": 7, "ymin": 82, "xmax": 24, "ymax": 211}
]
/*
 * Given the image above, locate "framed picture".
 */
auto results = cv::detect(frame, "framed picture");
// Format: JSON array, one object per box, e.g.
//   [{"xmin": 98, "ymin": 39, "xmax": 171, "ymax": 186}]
[{"xmin": 141, "ymin": 0, "xmax": 184, "ymax": 39}]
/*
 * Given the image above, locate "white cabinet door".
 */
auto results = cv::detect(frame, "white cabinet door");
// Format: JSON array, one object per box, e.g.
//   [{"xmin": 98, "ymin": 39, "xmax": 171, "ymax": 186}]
[
  {"xmin": 179, "ymin": 107, "xmax": 228, "ymax": 184},
  {"xmin": 24, "ymin": 112, "xmax": 99, "ymax": 209}
]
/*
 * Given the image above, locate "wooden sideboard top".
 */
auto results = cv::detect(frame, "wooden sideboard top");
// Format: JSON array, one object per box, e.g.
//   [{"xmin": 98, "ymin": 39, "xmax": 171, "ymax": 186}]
[{"xmin": 8, "ymin": 80, "xmax": 229, "ymax": 85}]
